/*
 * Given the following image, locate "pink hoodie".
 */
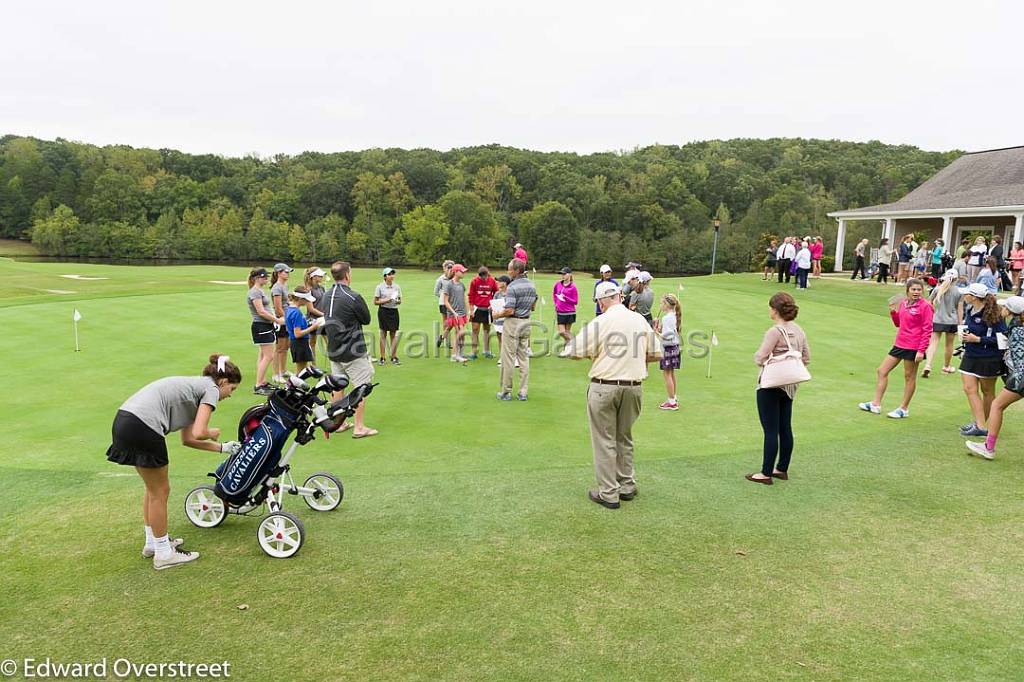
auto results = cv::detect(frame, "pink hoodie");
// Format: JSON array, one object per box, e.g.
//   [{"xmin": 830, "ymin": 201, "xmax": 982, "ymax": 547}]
[
  {"xmin": 553, "ymin": 281, "xmax": 578, "ymax": 313},
  {"xmin": 890, "ymin": 298, "xmax": 934, "ymax": 353}
]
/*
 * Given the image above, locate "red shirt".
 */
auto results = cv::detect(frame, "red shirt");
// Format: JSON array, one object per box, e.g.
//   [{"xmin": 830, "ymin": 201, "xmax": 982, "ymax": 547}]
[
  {"xmin": 469, "ymin": 276, "xmax": 498, "ymax": 308},
  {"xmin": 514, "ymin": 247, "xmax": 528, "ymax": 264}
]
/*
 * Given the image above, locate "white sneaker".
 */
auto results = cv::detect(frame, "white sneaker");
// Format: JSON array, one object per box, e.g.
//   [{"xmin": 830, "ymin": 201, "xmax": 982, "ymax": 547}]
[
  {"xmin": 142, "ymin": 537, "xmax": 183, "ymax": 558},
  {"xmin": 153, "ymin": 549, "xmax": 199, "ymax": 570},
  {"xmin": 887, "ymin": 407, "xmax": 910, "ymax": 419},
  {"xmin": 858, "ymin": 402, "xmax": 881, "ymax": 414},
  {"xmin": 271, "ymin": 374, "xmax": 284, "ymax": 384},
  {"xmin": 966, "ymin": 441, "xmax": 995, "ymax": 460}
]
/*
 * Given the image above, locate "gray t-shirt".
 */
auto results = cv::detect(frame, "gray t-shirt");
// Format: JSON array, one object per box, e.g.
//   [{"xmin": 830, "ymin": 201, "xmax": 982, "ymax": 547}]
[
  {"xmin": 930, "ymin": 287, "xmax": 963, "ymax": 326},
  {"xmin": 504, "ymin": 276, "xmax": 538, "ymax": 319},
  {"xmin": 247, "ymin": 286, "xmax": 270, "ymax": 323},
  {"xmin": 120, "ymin": 376, "xmax": 220, "ymax": 436},
  {"xmin": 270, "ymin": 281, "xmax": 289, "ymax": 316},
  {"xmin": 374, "ymin": 282, "xmax": 402, "ymax": 309},
  {"xmin": 632, "ymin": 288, "xmax": 654, "ymax": 317},
  {"xmin": 442, "ymin": 279, "xmax": 467, "ymax": 316},
  {"xmin": 434, "ymin": 275, "xmax": 448, "ymax": 300},
  {"xmin": 309, "ymin": 284, "xmax": 326, "ymax": 314}
]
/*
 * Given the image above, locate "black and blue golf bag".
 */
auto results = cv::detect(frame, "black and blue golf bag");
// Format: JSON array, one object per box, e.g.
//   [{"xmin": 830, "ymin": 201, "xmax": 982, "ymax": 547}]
[{"xmin": 214, "ymin": 392, "xmax": 301, "ymax": 506}]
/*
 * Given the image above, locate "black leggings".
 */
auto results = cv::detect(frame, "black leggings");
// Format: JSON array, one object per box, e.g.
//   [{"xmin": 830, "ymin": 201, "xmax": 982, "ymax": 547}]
[
  {"xmin": 756, "ymin": 388, "xmax": 793, "ymax": 477},
  {"xmin": 851, "ymin": 255, "xmax": 866, "ymax": 279},
  {"xmin": 876, "ymin": 263, "xmax": 890, "ymax": 284}
]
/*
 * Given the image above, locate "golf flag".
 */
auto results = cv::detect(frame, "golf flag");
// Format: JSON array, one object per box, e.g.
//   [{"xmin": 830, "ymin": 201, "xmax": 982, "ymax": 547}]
[
  {"xmin": 706, "ymin": 329, "xmax": 716, "ymax": 378},
  {"xmin": 72, "ymin": 308, "xmax": 82, "ymax": 352},
  {"xmin": 677, "ymin": 283, "xmax": 684, "ymax": 292}
]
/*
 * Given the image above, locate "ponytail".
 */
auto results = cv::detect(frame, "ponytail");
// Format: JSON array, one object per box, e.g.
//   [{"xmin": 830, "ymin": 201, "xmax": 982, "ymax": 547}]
[
  {"xmin": 202, "ymin": 354, "xmax": 242, "ymax": 384},
  {"xmin": 981, "ymin": 295, "xmax": 1002, "ymax": 326},
  {"xmin": 270, "ymin": 271, "xmax": 280, "ymax": 286},
  {"xmin": 663, "ymin": 294, "xmax": 682, "ymax": 334}
]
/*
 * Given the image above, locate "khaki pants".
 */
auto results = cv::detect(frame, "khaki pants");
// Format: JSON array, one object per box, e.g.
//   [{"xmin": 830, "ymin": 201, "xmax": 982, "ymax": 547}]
[
  {"xmin": 587, "ymin": 383, "xmax": 642, "ymax": 503},
  {"xmin": 500, "ymin": 317, "xmax": 531, "ymax": 395}
]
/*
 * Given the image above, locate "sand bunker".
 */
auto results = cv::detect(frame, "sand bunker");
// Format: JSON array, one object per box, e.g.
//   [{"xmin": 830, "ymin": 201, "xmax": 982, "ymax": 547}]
[
  {"xmin": 44, "ymin": 289, "xmax": 75, "ymax": 294},
  {"xmin": 61, "ymin": 274, "xmax": 109, "ymax": 280},
  {"xmin": 209, "ymin": 280, "xmax": 247, "ymax": 285}
]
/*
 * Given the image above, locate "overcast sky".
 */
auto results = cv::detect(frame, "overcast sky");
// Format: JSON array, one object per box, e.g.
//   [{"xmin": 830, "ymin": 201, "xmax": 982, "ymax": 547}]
[{"xmin": 3, "ymin": 0, "xmax": 1020, "ymax": 157}]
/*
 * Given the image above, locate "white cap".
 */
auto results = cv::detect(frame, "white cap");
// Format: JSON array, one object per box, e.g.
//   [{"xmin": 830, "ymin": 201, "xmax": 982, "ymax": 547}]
[
  {"xmin": 638, "ymin": 271, "xmax": 653, "ymax": 283},
  {"xmin": 514, "ymin": 242, "xmax": 523, "ymax": 248},
  {"xmin": 593, "ymin": 281, "xmax": 621, "ymax": 301},
  {"xmin": 624, "ymin": 269, "xmax": 641, "ymax": 282},
  {"xmin": 290, "ymin": 290, "xmax": 315, "ymax": 302},
  {"xmin": 309, "ymin": 267, "xmax": 326, "ymax": 277},
  {"xmin": 999, "ymin": 296, "xmax": 1024, "ymax": 314},
  {"xmin": 941, "ymin": 269, "xmax": 958, "ymax": 281},
  {"xmin": 958, "ymin": 282, "xmax": 992, "ymax": 298},
  {"xmin": 599, "ymin": 264, "xmax": 612, "ymax": 273}
]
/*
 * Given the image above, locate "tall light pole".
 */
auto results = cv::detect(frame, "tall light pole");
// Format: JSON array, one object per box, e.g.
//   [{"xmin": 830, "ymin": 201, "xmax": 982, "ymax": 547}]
[{"xmin": 710, "ymin": 217, "xmax": 721, "ymax": 274}]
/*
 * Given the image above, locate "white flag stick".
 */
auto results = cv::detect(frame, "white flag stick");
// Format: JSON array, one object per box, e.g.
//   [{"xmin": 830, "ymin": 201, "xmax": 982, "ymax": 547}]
[
  {"xmin": 705, "ymin": 328, "xmax": 713, "ymax": 379},
  {"xmin": 73, "ymin": 308, "xmax": 81, "ymax": 352}
]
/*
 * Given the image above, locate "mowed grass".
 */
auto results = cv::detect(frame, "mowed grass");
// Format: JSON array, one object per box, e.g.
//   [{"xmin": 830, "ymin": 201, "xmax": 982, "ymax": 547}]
[{"xmin": 1, "ymin": 260, "xmax": 1023, "ymax": 681}]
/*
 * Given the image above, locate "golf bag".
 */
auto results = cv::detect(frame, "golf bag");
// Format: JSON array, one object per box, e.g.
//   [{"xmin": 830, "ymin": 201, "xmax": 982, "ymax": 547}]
[{"xmin": 214, "ymin": 392, "xmax": 301, "ymax": 506}]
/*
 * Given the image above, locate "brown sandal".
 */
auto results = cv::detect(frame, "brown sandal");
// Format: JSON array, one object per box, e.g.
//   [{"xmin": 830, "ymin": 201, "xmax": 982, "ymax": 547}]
[{"xmin": 745, "ymin": 473, "xmax": 773, "ymax": 485}]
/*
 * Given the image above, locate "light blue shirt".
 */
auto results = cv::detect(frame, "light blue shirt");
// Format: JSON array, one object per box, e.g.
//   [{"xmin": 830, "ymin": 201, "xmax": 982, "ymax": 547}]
[{"xmin": 975, "ymin": 270, "xmax": 999, "ymax": 294}]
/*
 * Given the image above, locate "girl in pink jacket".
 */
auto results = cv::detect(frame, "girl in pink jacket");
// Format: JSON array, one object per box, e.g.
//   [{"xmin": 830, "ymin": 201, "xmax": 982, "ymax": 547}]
[
  {"xmin": 859, "ymin": 278, "xmax": 934, "ymax": 419},
  {"xmin": 553, "ymin": 268, "xmax": 579, "ymax": 343}
]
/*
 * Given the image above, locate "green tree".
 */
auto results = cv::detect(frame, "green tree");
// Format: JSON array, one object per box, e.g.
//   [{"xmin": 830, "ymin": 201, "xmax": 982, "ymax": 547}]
[
  {"xmin": 401, "ymin": 204, "xmax": 450, "ymax": 266},
  {"xmin": 30, "ymin": 204, "xmax": 80, "ymax": 255},
  {"xmin": 437, "ymin": 190, "xmax": 503, "ymax": 266},
  {"xmin": 516, "ymin": 201, "xmax": 579, "ymax": 269}
]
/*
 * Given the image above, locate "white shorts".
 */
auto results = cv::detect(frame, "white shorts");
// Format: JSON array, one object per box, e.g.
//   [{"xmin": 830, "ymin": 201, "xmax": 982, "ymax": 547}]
[{"xmin": 330, "ymin": 355, "xmax": 375, "ymax": 387}]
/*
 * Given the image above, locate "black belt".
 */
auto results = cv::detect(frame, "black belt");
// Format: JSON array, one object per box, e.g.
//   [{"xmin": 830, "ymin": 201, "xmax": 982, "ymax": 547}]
[{"xmin": 591, "ymin": 378, "xmax": 641, "ymax": 386}]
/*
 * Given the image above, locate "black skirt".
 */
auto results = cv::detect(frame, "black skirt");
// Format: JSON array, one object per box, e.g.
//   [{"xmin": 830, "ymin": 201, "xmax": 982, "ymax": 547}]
[
  {"xmin": 888, "ymin": 346, "xmax": 919, "ymax": 361},
  {"xmin": 472, "ymin": 307, "xmax": 492, "ymax": 324},
  {"xmin": 106, "ymin": 410, "xmax": 168, "ymax": 468},
  {"xmin": 378, "ymin": 307, "xmax": 400, "ymax": 332},
  {"xmin": 960, "ymin": 355, "xmax": 1006, "ymax": 378},
  {"xmin": 932, "ymin": 323, "xmax": 958, "ymax": 334},
  {"xmin": 557, "ymin": 313, "xmax": 576, "ymax": 325},
  {"xmin": 290, "ymin": 337, "xmax": 314, "ymax": 363}
]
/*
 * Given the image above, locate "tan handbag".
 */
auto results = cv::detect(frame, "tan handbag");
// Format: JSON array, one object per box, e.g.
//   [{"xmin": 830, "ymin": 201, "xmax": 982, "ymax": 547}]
[{"xmin": 759, "ymin": 325, "xmax": 811, "ymax": 388}]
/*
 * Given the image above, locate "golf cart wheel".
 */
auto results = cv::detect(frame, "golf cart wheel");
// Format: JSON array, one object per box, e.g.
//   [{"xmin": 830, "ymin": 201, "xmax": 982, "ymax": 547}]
[
  {"xmin": 184, "ymin": 485, "xmax": 227, "ymax": 528},
  {"xmin": 257, "ymin": 511, "xmax": 305, "ymax": 558},
  {"xmin": 302, "ymin": 472, "xmax": 344, "ymax": 512}
]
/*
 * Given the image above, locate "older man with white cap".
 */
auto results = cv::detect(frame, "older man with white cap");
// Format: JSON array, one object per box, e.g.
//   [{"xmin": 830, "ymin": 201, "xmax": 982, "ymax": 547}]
[
  {"xmin": 565, "ymin": 280, "xmax": 663, "ymax": 509},
  {"xmin": 594, "ymin": 264, "xmax": 618, "ymax": 315}
]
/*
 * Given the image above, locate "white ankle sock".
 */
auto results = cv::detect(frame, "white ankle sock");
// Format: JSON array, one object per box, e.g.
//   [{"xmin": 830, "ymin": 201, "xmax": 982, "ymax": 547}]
[
  {"xmin": 144, "ymin": 525, "xmax": 155, "ymax": 549},
  {"xmin": 153, "ymin": 535, "xmax": 172, "ymax": 559}
]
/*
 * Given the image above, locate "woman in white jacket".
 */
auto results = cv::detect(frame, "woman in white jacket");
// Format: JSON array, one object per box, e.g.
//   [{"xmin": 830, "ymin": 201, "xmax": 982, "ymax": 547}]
[{"xmin": 794, "ymin": 241, "xmax": 812, "ymax": 289}]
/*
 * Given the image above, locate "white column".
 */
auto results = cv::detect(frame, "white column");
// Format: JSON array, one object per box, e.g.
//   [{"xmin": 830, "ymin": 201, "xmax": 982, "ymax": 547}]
[
  {"xmin": 834, "ymin": 219, "xmax": 847, "ymax": 271},
  {"xmin": 941, "ymin": 216, "xmax": 953, "ymax": 253},
  {"xmin": 884, "ymin": 218, "xmax": 895, "ymax": 242},
  {"xmin": 1014, "ymin": 214, "xmax": 1024, "ymax": 245}
]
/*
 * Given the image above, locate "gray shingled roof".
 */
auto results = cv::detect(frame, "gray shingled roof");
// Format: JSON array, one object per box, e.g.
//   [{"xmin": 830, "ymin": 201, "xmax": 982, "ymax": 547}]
[{"xmin": 842, "ymin": 146, "xmax": 1024, "ymax": 214}]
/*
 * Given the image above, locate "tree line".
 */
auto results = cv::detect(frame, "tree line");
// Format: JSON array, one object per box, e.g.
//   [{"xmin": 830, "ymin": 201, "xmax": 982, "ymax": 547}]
[{"xmin": 0, "ymin": 134, "xmax": 959, "ymax": 273}]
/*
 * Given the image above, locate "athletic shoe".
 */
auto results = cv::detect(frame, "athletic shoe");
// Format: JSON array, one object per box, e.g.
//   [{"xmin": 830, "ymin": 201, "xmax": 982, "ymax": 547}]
[
  {"xmin": 496, "ymin": 392, "xmax": 513, "ymax": 401},
  {"xmin": 377, "ymin": 358, "xmax": 385, "ymax": 366},
  {"xmin": 391, "ymin": 357, "xmax": 401, "ymax": 366},
  {"xmin": 483, "ymin": 352, "xmax": 495, "ymax": 359},
  {"xmin": 922, "ymin": 367, "xmax": 931, "ymax": 378},
  {"xmin": 466, "ymin": 353, "xmax": 478, "ymax": 360},
  {"xmin": 254, "ymin": 383, "xmax": 275, "ymax": 396},
  {"xmin": 142, "ymin": 537, "xmax": 183, "ymax": 559},
  {"xmin": 153, "ymin": 549, "xmax": 199, "ymax": 570},
  {"xmin": 659, "ymin": 401, "xmax": 679, "ymax": 411},
  {"xmin": 271, "ymin": 374, "xmax": 285, "ymax": 384},
  {"xmin": 959, "ymin": 422, "xmax": 975, "ymax": 433},
  {"xmin": 588, "ymin": 490, "xmax": 620, "ymax": 509},
  {"xmin": 451, "ymin": 355, "xmax": 468, "ymax": 363},
  {"xmin": 858, "ymin": 402, "xmax": 881, "ymax": 414},
  {"xmin": 435, "ymin": 335, "xmax": 444, "ymax": 348},
  {"xmin": 887, "ymin": 408, "xmax": 910, "ymax": 419},
  {"xmin": 517, "ymin": 392, "xmax": 528, "ymax": 401},
  {"xmin": 966, "ymin": 441, "xmax": 995, "ymax": 460},
  {"xmin": 960, "ymin": 424, "xmax": 988, "ymax": 437}
]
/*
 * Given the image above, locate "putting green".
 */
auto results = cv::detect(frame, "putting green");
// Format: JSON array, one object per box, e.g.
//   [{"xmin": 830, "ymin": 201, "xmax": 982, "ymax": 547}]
[{"xmin": 2, "ymin": 260, "xmax": 1021, "ymax": 680}]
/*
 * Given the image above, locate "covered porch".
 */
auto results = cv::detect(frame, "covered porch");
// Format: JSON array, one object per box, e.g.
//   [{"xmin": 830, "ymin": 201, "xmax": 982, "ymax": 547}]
[{"xmin": 829, "ymin": 207, "xmax": 1024, "ymax": 271}]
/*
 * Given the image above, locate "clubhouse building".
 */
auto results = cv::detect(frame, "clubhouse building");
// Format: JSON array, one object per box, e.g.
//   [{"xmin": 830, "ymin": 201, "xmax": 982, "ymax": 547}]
[{"xmin": 829, "ymin": 146, "xmax": 1024, "ymax": 271}]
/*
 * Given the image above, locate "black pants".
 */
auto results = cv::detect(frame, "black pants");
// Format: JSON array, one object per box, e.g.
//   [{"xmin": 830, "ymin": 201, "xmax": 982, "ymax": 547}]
[
  {"xmin": 756, "ymin": 388, "xmax": 793, "ymax": 477},
  {"xmin": 851, "ymin": 255, "xmax": 866, "ymax": 279},
  {"xmin": 876, "ymin": 263, "xmax": 890, "ymax": 284},
  {"xmin": 777, "ymin": 259, "xmax": 792, "ymax": 283},
  {"xmin": 796, "ymin": 267, "xmax": 809, "ymax": 289}
]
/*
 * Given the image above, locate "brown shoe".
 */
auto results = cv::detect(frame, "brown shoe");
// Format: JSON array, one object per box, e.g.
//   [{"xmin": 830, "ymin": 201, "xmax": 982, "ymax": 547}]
[
  {"xmin": 588, "ymin": 490, "xmax": 620, "ymax": 509},
  {"xmin": 771, "ymin": 471, "xmax": 789, "ymax": 480},
  {"xmin": 619, "ymin": 490, "xmax": 637, "ymax": 501},
  {"xmin": 745, "ymin": 473, "xmax": 773, "ymax": 485}
]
